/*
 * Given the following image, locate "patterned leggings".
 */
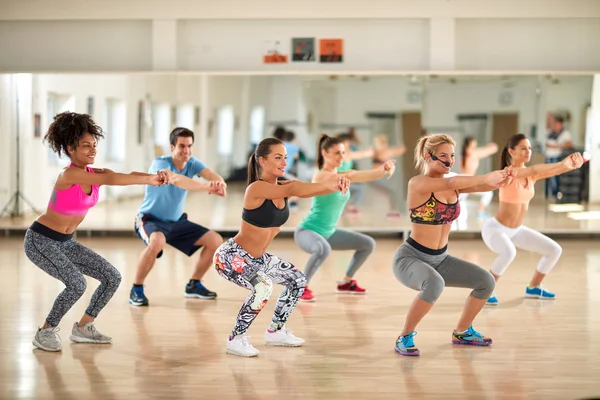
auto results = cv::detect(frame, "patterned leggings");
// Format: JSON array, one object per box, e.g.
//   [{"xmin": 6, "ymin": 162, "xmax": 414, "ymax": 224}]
[
  {"xmin": 24, "ymin": 225, "xmax": 122, "ymax": 327},
  {"xmin": 214, "ymin": 239, "xmax": 307, "ymax": 338}
]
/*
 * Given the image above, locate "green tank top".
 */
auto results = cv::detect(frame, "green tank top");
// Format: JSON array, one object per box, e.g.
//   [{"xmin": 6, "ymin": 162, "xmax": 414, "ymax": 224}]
[
  {"xmin": 338, "ymin": 159, "xmax": 353, "ymax": 172},
  {"xmin": 299, "ymin": 186, "xmax": 350, "ymax": 238}
]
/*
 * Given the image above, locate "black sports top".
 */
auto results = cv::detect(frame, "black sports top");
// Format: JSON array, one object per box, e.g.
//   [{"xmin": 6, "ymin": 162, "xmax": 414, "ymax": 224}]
[{"xmin": 242, "ymin": 197, "xmax": 290, "ymax": 228}]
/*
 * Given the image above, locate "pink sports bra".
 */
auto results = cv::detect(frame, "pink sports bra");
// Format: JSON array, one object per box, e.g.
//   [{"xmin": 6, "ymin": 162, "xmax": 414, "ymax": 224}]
[
  {"xmin": 499, "ymin": 177, "xmax": 535, "ymax": 204},
  {"xmin": 48, "ymin": 165, "xmax": 99, "ymax": 216}
]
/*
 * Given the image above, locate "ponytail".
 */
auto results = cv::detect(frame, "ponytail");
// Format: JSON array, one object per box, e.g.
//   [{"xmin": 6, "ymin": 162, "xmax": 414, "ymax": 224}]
[
  {"xmin": 500, "ymin": 146, "xmax": 511, "ymax": 169},
  {"xmin": 247, "ymin": 137, "xmax": 283, "ymax": 185},
  {"xmin": 501, "ymin": 133, "xmax": 527, "ymax": 169},
  {"xmin": 414, "ymin": 136, "xmax": 429, "ymax": 173},
  {"xmin": 316, "ymin": 133, "xmax": 343, "ymax": 170},
  {"xmin": 247, "ymin": 154, "xmax": 260, "ymax": 184}
]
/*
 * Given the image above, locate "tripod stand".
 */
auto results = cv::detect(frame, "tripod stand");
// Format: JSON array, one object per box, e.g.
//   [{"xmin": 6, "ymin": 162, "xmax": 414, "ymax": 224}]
[{"xmin": 0, "ymin": 77, "xmax": 40, "ymax": 219}]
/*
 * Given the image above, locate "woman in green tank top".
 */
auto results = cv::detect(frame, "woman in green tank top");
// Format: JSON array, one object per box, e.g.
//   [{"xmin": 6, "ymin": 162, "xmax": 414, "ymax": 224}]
[{"xmin": 294, "ymin": 134, "xmax": 395, "ymax": 302}]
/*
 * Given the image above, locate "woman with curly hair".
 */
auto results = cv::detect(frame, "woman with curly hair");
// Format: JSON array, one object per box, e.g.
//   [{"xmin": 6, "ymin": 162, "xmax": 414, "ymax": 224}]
[{"xmin": 25, "ymin": 111, "xmax": 165, "ymax": 352}]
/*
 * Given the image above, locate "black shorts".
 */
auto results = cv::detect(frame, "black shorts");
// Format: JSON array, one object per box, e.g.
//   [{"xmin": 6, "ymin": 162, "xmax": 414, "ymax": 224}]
[{"xmin": 134, "ymin": 213, "xmax": 209, "ymax": 258}]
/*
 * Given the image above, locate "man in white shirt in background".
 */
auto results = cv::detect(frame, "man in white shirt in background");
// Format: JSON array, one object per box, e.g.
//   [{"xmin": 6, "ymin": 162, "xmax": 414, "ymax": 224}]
[{"xmin": 545, "ymin": 114, "xmax": 573, "ymax": 199}]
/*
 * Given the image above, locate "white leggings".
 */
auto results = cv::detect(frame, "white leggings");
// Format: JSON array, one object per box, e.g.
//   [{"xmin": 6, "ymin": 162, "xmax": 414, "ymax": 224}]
[{"xmin": 481, "ymin": 218, "xmax": 562, "ymax": 276}]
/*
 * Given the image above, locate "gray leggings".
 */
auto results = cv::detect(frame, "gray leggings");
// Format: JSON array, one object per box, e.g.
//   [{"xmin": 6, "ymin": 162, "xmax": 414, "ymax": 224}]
[
  {"xmin": 392, "ymin": 238, "xmax": 495, "ymax": 304},
  {"xmin": 24, "ymin": 225, "xmax": 122, "ymax": 327},
  {"xmin": 294, "ymin": 227, "xmax": 376, "ymax": 283}
]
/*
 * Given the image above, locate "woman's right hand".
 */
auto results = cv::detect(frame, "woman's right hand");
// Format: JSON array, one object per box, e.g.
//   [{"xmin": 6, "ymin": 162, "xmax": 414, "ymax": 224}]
[
  {"xmin": 325, "ymin": 173, "xmax": 351, "ymax": 195},
  {"xmin": 483, "ymin": 169, "xmax": 509, "ymax": 187}
]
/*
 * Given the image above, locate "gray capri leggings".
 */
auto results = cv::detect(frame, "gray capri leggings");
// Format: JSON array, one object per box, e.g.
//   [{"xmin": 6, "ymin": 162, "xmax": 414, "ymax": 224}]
[
  {"xmin": 294, "ymin": 227, "xmax": 376, "ymax": 283},
  {"xmin": 24, "ymin": 222, "xmax": 122, "ymax": 327},
  {"xmin": 392, "ymin": 237, "xmax": 495, "ymax": 304}
]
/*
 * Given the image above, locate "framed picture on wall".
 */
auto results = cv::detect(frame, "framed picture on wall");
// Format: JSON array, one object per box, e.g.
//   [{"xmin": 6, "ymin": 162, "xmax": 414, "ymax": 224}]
[
  {"xmin": 263, "ymin": 40, "xmax": 289, "ymax": 64},
  {"xmin": 319, "ymin": 39, "xmax": 343, "ymax": 63},
  {"xmin": 292, "ymin": 38, "xmax": 315, "ymax": 62}
]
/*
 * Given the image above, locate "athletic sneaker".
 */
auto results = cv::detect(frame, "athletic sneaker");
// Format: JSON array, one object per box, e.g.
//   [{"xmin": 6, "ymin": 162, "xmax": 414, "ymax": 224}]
[
  {"xmin": 70, "ymin": 322, "xmax": 112, "ymax": 344},
  {"xmin": 185, "ymin": 281, "xmax": 217, "ymax": 299},
  {"xmin": 300, "ymin": 286, "xmax": 315, "ymax": 302},
  {"xmin": 525, "ymin": 286, "xmax": 555, "ymax": 299},
  {"xmin": 265, "ymin": 327, "xmax": 305, "ymax": 347},
  {"xmin": 452, "ymin": 325, "xmax": 492, "ymax": 346},
  {"xmin": 337, "ymin": 279, "xmax": 367, "ymax": 294},
  {"xmin": 226, "ymin": 334, "xmax": 260, "ymax": 357},
  {"xmin": 486, "ymin": 292, "xmax": 499, "ymax": 306},
  {"xmin": 395, "ymin": 331, "xmax": 419, "ymax": 356},
  {"xmin": 33, "ymin": 326, "xmax": 62, "ymax": 352},
  {"xmin": 129, "ymin": 286, "xmax": 149, "ymax": 306}
]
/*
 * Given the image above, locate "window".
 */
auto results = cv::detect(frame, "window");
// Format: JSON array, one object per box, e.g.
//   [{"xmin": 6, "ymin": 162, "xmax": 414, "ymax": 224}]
[
  {"xmin": 217, "ymin": 106, "xmax": 234, "ymax": 156},
  {"xmin": 47, "ymin": 93, "xmax": 75, "ymax": 165},
  {"xmin": 153, "ymin": 103, "xmax": 172, "ymax": 155},
  {"xmin": 249, "ymin": 106, "xmax": 265, "ymax": 145},
  {"xmin": 176, "ymin": 104, "xmax": 195, "ymax": 130},
  {"xmin": 104, "ymin": 98, "xmax": 126, "ymax": 162}
]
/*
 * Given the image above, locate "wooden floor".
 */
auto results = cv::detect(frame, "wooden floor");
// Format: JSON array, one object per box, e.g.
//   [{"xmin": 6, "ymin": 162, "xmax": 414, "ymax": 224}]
[
  {"xmin": 1, "ymin": 235, "xmax": 600, "ymax": 399},
  {"xmin": 2, "ymin": 183, "xmax": 600, "ymax": 236}
]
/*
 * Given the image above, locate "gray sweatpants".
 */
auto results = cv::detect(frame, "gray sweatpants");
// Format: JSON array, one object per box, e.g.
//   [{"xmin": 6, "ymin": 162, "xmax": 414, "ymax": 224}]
[
  {"xmin": 392, "ymin": 239, "xmax": 495, "ymax": 304},
  {"xmin": 295, "ymin": 227, "xmax": 376, "ymax": 283},
  {"xmin": 24, "ymin": 224, "xmax": 122, "ymax": 327}
]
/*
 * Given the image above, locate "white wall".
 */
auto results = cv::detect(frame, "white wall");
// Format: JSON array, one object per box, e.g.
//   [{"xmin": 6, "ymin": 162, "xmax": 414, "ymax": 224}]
[
  {"xmin": 177, "ymin": 19, "xmax": 430, "ymax": 72},
  {"xmin": 0, "ymin": 21, "xmax": 152, "ymax": 72},
  {"xmin": 1, "ymin": 1, "xmax": 599, "ymax": 72},
  {"xmin": 456, "ymin": 19, "xmax": 600, "ymax": 71},
  {"xmin": 3, "ymin": 0, "xmax": 599, "ymax": 20}
]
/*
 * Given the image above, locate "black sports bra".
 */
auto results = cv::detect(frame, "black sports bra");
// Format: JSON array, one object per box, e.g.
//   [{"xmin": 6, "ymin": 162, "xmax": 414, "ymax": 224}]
[{"xmin": 242, "ymin": 198, "xmax": 290, "ymax": 228}]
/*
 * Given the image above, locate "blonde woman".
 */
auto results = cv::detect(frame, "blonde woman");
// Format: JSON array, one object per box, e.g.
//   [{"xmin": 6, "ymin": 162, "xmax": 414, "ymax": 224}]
[{"xmin": 392, "ymin": 134, "xmax": 511, "ymax": 356}]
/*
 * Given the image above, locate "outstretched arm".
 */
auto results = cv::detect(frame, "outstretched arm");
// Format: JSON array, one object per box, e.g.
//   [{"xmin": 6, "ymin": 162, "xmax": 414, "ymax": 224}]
[
  {"xmin": 62, "ymin": 168, "xmax": 162, "ymax": 187},
  {"xmin": 342, "ymin": 160, "xmax": 395, "ymax": 183},
  {"xmin": 472, "ymin": 143, "xmax": 499, "ymax": 160},
  {"xmin": 514, "ymin": 152, "xmax": 585, "ymax": 181},
  {"xmin": 410, "ymin": 170, "xmax": 509, "ymax": 194},
  {"xmin": 246, "ymin": 175, "xmax": 349, "ymax": 200},
  {"xmin": 199, "ymin": 168, "xmax": 225, "ymax": 183}
]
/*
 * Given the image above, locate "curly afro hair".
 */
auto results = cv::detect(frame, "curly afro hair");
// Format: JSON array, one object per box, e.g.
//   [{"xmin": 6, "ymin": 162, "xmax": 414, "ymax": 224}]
[{"xmin": 43, "ymin": 112, "xmax": 104, "ymax": 158}]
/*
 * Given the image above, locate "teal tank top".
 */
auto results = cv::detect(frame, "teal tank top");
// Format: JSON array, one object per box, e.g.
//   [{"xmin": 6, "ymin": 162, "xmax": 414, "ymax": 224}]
[
  {"xmin": 338, "ymin": 159, "xmax": 353, "ymax": 172},
  {"xmin": 299, "ymin": 186, "xmax": 350, "ymax": 238}
]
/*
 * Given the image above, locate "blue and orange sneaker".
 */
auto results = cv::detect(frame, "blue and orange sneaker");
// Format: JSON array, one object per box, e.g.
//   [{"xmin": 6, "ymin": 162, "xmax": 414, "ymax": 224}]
[
  {"xmin": 452, "ymin": 325, "xmax": 492, "ymax": 346},
  {"xmin": 394, "ymin": 331, "xmax": 420, "ymax": 356},
  {"xmin": 525, "ymin": 286, "xmax": 555, "ymax": 300}
]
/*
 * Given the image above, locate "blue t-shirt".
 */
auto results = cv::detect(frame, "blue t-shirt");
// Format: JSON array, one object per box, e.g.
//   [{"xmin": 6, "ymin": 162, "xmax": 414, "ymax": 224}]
[
  {"xmin": 284, "ymin": 142, "xmax": 300, "ymax": 173},
  {"xmin": 138, "ymin": 156, "xmax": 206, "ymax": 222}
]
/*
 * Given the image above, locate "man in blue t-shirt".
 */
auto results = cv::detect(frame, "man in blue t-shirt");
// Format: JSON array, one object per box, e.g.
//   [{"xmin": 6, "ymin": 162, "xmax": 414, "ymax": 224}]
[{"xmin": 130, "ymin": 127, "xmax": 227, "ymax": 306}]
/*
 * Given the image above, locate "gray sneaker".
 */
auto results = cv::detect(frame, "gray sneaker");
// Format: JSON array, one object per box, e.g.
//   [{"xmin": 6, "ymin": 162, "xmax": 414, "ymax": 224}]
[
  {"xmin": 69, "ymin": 322, "xmax": 112, "ymax": 344},
  {"xmin": 33, "ymin": 327, "xmax": 62, "ymax": 352}
]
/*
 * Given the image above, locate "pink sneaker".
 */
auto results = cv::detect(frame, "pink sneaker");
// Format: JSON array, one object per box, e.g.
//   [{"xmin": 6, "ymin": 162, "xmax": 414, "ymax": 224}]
[
  {"xmin": 300, "ymin": 286, "xmax": 315, "ymax": 302},
  {"xmin": 337, "ymin": 280, "xmax": 367, "ymax": 294}
]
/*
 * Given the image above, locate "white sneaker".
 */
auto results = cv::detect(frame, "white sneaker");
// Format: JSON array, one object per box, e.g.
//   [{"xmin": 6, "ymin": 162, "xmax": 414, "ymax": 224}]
[
  {"xmin": 33, "ymin": 326, "xmax": 62, "ymax": 352},
  {"xmin": 70, "ymin": 322, "xmax": 112, "ymax": 344},
  {"xmin": 264, "ymin": 327, "xmax": 305, "ymax": 347},
  {"xmin": 226, "ymin": 334, "xmax": 260, "ymax": 357}
]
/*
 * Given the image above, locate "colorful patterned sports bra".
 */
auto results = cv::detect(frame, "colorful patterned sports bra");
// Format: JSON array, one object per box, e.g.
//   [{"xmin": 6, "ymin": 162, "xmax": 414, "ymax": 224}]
[{"xmin": 409, "ymin": 192, "xmax": 460, "ymax": 225}]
